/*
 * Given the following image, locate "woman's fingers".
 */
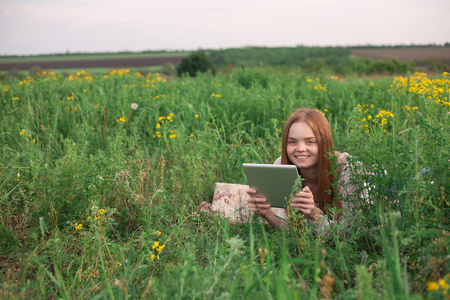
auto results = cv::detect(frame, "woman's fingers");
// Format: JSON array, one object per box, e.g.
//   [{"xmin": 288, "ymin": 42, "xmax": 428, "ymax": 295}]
[
  {"xmin": 291, "ymin": 193, "xmax": 315, "ymax": 213},
  {"xmin": 248, "ymin": 197, "xmax": 267, "ymax": 203},
  {"xmin": 249, "ymin": 205, "xmax": 270, "ymax": 210},
  {"xmin": 295, "ymin": 192, "xmax": 313, "ymax": 199},
  {"xmin": 247, "ymin": 196, "xmax": 271, "ymax": 216},
  {"xmin": 291, "ymin": 201, "xmax": 315, "ymax": 209},
  {"xmin": 246, "ymin": 188, "xmax": 257, "ymax": 196},
  {"xmin": 291, "ymin": 197, "xmax": 314, "ymax": 205},
  {"xmin": 248, "ymin": 198, "xmax": 270, "ymax": 207}
]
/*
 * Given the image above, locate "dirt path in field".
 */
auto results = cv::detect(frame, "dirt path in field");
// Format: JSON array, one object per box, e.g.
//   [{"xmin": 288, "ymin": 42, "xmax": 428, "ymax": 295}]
[{"xmin": 0, "ymin": 56, "xmax": 186, "ymax": 71}]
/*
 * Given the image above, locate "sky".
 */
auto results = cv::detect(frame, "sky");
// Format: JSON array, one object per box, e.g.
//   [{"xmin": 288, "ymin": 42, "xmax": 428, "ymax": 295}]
[{"xmin": 0, "ymin": 0, "xmax": 449, "ymax": 56}]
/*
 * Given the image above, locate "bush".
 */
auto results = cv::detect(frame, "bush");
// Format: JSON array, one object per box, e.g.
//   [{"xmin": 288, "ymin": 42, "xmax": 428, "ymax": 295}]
[
  {"xmin": 350, "ymin": 58, "xmax": 417, "ymax": 75},
  {"xmin": 176, "ymin": 52, "xmax": 214, "ymax": 77}
]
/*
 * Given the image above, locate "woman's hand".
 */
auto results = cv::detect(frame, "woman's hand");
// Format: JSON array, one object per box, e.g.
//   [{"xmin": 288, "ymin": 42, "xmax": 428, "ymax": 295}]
[
  {"xmin": 290, "ymin": 186, "xmax": 321, "ymax": 222},
  {"xmin": 246, "ymin": 188, "xmax": 271, "ymax": 217}
]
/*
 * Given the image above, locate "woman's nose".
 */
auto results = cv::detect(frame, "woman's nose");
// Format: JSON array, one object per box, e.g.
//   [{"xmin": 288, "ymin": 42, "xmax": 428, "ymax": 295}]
[{"xmin": 297, "ymin": 142, "xmax": 306, "ymax": 151}]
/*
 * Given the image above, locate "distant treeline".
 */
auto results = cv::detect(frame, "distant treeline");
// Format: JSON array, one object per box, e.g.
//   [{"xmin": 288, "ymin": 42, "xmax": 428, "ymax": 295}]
[
  {"xmin": 205, "ymin": 46, "xmax": 418, "ymax": 74},
  {"xmin": 1, "ymin": 43, "xmax": 448, "ymax": 59},
  {"xmin": 205, "ymin": 45, "xmax": 450, "ymax": 74},
  {"xmin": 207, "ymin": 46, "xmax": 351, "ymax": 69}
]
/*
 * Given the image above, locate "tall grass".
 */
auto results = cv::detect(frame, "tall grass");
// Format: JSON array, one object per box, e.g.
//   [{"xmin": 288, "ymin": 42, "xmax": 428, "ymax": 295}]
[{"xmin": 0, "ymin": 68, "xmax": 449, "ymax": 298}]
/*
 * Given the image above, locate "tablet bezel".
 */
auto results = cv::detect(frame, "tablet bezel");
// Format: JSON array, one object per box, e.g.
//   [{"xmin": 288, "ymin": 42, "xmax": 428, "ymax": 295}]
[{"xmin": 242, "ymin": 163, "xmax": 299, "ymax": 208}]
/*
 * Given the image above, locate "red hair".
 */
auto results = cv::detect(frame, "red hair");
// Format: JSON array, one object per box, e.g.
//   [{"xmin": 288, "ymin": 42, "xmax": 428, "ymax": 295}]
[{"xmin": 281, "ymin": 108, "xmax": 341, "ymax": 220}]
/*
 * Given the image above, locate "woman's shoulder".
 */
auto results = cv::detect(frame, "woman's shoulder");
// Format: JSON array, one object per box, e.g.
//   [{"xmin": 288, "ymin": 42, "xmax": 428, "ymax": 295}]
[
  {"xmin": 274, "ymin": 157, "xmax": 282, "ymax": 165},
  {"xmin": 335, "ymin": 151, "xmax": 349, "ymax": 164}
]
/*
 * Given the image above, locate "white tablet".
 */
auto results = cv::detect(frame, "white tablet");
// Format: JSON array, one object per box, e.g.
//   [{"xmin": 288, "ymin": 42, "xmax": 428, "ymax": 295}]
[{"xmin": 242, "ymin": 163, "xmax": 299, "ymax": 208}]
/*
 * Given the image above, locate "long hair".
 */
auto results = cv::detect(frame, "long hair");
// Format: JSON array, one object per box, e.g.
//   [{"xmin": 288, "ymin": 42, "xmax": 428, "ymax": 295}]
[{"xmin": 281, "ymin": 108, "xmax": 342, "ymax": 220}]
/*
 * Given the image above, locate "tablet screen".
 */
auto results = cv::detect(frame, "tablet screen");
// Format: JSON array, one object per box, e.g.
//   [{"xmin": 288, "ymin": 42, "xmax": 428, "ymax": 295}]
[{"xmin": 243, "ymin": 163, "xmax": 299, "ymax": 208}]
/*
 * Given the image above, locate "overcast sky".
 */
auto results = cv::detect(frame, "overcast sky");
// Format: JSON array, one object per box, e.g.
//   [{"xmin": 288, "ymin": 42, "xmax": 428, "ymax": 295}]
[{"xmin": 0, "ymin": 0, "xmax": 449, "ymax": 56}]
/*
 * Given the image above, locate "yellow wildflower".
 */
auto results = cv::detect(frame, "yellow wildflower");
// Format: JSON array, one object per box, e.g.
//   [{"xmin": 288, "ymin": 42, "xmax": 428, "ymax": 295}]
[
  {"xmin": 151, "ymin": 254, "xmax": 156, "ymax": 260},
  {"xmin": 74, "ymin": 222, "xmax": 83, "ymax": 231},
  {"xmin": 427, "ymin": 281, "xmax": 439, "ymax": 291},
  {"xmin": 156, "ymin": 245, "xmax": 165, "ymax": 252},
  {"xmin": 439, "ymin": 279, "xmax": 449, "ymax": 290},
  {"xmin": 152, "ymin": 241, "xmax": 160, "ymax": 249}
]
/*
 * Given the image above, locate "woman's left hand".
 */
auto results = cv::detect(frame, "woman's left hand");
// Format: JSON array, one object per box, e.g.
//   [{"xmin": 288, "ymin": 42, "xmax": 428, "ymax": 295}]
[{"xmin": 290, "ymin": 186, "xmax": 321, "ymax": 222}]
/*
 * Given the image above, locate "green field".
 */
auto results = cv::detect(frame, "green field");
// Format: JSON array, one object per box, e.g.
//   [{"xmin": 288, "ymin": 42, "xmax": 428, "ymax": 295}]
[
  {"xmin": 1, "ymin": 68, "xmax": 449, "ymax": 298},
  {"xmin": 0, "ymin": 51, "xmax": 189, "ymax": 63},
  {"xmin": 1, "ymin": 66, "xmax": 164, "ymax": 77}
]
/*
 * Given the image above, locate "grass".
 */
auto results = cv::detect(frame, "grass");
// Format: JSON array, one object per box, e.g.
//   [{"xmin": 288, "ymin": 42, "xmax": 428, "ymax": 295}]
[
  {"xmin": 0, "ymin": 67, "xmax": 449, "ymax": 299},
  {"xmin": 0, "ymin": 66, "xmax": 164, "ymax": 77}
]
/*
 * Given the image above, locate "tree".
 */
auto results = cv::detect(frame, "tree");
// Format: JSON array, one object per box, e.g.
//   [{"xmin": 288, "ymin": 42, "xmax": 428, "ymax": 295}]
[{"xmin": 176, "ymin": 52, "xmax": 214, "ymax": 77}]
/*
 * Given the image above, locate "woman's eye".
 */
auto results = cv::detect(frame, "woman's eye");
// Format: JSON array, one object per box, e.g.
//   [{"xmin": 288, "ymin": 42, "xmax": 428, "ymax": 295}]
[
  {"xmin": 308, "ymin": 140, "xmax": 316, "ymax": 144},
  {"xmin": 288, "ymin": 141, "xmax": 296, "ymax": 144}
]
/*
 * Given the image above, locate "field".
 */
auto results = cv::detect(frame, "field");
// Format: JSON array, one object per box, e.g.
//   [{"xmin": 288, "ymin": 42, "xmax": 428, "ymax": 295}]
[
  {"xmin": 2, "ymin": 46, "xmax": 449, "ymax": 75},
  {"xmin": 351, "ymin": 48, "xmax": 450, "ymax": 61},
  {"xmin": 0, "ymin": 53, "xmax": 187, "ymax": 71},
  {"xmin": 0, "ymin": 68, "xmax": 449, "ymax": 299}
]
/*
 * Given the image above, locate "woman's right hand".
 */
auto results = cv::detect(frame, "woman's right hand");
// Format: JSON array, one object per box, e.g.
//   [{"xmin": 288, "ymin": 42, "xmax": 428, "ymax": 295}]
[{"xmin": 246, "ymin": 188, "xmax": 272, "ymax": 217}]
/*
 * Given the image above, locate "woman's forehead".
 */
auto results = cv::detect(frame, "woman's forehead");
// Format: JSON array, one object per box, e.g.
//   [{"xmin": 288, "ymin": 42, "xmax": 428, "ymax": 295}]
[{"xmin": 288, "ymin": 122, "xmax": 316, "ymax": 138}]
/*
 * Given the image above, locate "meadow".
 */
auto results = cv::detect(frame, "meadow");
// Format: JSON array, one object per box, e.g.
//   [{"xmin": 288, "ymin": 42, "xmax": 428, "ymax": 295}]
[
  {"xmin": 0, "ymin": 51, "xmax": 189, "ymax": 63},
  {"xmin": 0, "ymin": 67, "xmax": 449, "ymax": 299}
]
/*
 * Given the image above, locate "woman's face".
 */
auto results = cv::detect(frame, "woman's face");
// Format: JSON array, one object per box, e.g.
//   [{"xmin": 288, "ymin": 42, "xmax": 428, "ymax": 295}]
[{"xmin": 286, "ymin": 122, "xmax": 319, "ymax": 170}]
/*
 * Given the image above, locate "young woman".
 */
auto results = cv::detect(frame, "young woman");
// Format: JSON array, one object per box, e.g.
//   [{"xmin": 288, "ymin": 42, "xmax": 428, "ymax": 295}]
[{"xmin": 246, "ymin": 108, "xmax": 359, "ymax": 229}]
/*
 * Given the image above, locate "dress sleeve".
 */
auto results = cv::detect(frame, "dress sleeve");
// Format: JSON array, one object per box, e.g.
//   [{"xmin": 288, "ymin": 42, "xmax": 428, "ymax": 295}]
[{"xmin": 309, "ymin": 152, "xmax": 365, "ymax": 234}]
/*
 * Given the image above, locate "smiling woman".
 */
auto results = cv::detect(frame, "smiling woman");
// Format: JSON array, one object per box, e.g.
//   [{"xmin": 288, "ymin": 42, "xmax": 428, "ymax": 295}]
[
  {"xmin": 246, "ymin": 108, "xmax": 363, "ymax": 230},
  {"xmin": 285, "ymin": 122, "xmax": 319, "ymax": 170}
]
